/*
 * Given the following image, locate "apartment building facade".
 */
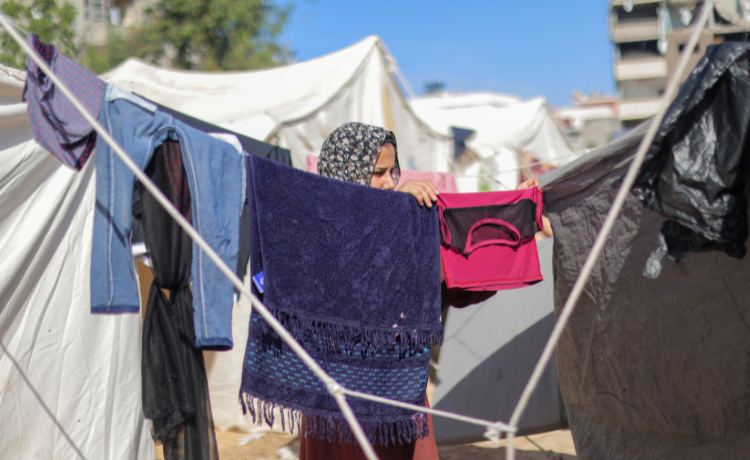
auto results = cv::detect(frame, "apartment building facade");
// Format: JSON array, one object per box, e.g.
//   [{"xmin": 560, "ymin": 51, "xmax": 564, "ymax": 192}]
[
  {"xmin": 0, "ymin": 0, "xmax": 155, "ymax": 46},
  {"xmin": 77, "ymin": 0, "xmax": 154, "ymax": 46},
  {"xmin": 611, "ymin": 0, "xmax": 750, "ymax": 127}
]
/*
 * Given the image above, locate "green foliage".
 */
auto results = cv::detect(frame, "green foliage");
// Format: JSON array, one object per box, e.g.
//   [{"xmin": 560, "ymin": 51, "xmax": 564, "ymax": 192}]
[
  {"xmin": 0, "ymin": 0, "xmax": 293, "ymax": 74},
  {"xmin": 0, "ymin": 0, "xmax": 78, "ymax": 69},
  {"xmin": 89, "ymin": 0, "xmax": 293, "ymax": 73},
  {"xmin": 84, "ymin": 26, "xmax": 159, "ymax": 74},
  {"xmin": 147, "ymin": 0, "xmax": 292, "ymax": 71}
]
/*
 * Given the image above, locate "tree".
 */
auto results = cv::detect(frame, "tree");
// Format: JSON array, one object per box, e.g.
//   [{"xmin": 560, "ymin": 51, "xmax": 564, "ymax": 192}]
[
  {"xmin": 0, "ymin": 0, "xmax": 78, "ymax": 69},
  {"xmin": 84, "ymin": 26, "xmax": 159, "ymax": 74},
  {"xmin": 93, "ymin": 0, "xmax": 293, "ymax": 73}
]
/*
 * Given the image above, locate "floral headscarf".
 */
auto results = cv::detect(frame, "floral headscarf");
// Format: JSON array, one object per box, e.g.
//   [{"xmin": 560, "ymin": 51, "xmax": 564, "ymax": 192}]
[{"xmin": 318, "ymin": 122, "xmax": 398, "ymax": 185}]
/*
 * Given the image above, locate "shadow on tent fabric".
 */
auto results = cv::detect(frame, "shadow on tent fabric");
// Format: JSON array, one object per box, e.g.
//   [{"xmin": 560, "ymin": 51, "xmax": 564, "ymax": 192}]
[{"xmin": 432, "ymin": 313, "xmax": 567, "ymax": 446}]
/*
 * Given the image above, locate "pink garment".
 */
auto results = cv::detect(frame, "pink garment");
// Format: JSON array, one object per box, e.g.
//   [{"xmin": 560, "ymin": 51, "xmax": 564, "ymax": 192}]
[
  {"xmin": 438, "ymin": 188, "xmax": 544, "ymax": 291},
  {"xmin": 305, "ymin": 155, "xmax": 457, "ymax": 193},
  {"xmin": 306, "ymin": 154, "xmax": 319, "ymax": 174}
]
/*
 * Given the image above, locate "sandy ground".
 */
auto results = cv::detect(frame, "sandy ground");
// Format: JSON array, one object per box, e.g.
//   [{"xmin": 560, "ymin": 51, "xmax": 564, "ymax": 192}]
[
  {"xmin": 154, "ymin": 378, "xmax": 578, "ymax": 459},
  {"xmin": 155, "ymin": 428, "xmax": 577, "ymax": 459}
]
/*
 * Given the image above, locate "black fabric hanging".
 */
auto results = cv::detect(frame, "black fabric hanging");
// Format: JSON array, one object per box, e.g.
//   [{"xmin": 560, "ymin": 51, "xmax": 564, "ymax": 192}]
[
  {"xmin": 138, "ymin": 140, "xmax": 219, "ymax": 460},
  {"xmin": 145, "ymin": 98, "xmax": 292, "ymax": 166},
  {"xmin": 632, "ymin": 42, "xmax": 750, "ymax": 277}
]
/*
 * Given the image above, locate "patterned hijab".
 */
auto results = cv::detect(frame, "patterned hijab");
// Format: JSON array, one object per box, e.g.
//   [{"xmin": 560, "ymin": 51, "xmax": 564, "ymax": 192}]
[{"xmin": 318, "ymin": 122, "xmax": 399, "ymax": 186}]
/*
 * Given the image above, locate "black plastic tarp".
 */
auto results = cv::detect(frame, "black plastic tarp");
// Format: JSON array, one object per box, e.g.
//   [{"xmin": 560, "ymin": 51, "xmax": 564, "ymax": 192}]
[
  {"xmin": 632, "ymin": 42, "xmax": 750, "ymax": 278},
  {"xmin": 541, "ymin": 122, "xmax": 750, "ymax": 459}
]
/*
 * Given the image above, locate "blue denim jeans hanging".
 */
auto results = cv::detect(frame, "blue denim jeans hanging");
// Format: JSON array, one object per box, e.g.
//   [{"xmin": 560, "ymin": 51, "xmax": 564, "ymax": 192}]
[{"xmin": 91, "ymin": 84, "xmax": 244, "ymax": 350}]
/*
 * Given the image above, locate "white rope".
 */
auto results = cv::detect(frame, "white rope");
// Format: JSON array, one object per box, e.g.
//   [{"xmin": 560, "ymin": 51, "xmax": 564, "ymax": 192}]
[
  {"xmin": 504, "ymin": 3, "xmax": 714, "ymax": 460},
  {"xmin": 454, "ymin": 151, "xmax": 581, "ymax": 178},
  {"xmin": 0, "ymin": 14, "xmax": 519, "ymax": 458},
  {"xmin": 340, "ymin": 388, "xmax": 515, "ymax": 433},
  {"xmin": 394, "ymin": 66, "xmax": 417, "ymax": 100},
  {"xmin": 7, "ymin": 9, "xmax": 711, "ymax": 457}
]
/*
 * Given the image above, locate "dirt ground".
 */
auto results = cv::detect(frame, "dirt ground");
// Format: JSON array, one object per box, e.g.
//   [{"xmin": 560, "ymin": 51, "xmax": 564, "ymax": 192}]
[
  {"xmin": 154, "ymin": 383, "xmax": 578, "ymax": 459},
  {"xmin": 155, "ymin": 428, "xmax": 577, "ymax": 459}
]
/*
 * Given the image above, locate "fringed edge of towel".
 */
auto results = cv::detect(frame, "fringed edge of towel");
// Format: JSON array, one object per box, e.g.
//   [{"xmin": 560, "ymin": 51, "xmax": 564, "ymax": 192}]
[
  {"xmin": 258, "ymin": 308, "xmax": 443, "ymax": 356},
  {"xmin": 239, "ymin": 392, "xmax": 430, "ymax": 447}
]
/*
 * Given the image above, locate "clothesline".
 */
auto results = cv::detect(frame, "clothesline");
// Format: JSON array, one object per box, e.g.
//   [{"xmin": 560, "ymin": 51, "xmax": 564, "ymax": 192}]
[
  {"xmin": 0, "ymin": 14, "xmax": 514, "ymax": 460},
  {"xmin": 0, "ymin": 2, "xmax": 711, "ymax": 457},
  {"xmin": 0, "ymin": 16, "xmax": 373, "ymax": 460},
  {"xmin": 454, "ymin": 151, "xmax": 585, "ymax": 177},
  {"xmin": 298, "ymin": 151, "xmax": 583, "ymax": 182}
]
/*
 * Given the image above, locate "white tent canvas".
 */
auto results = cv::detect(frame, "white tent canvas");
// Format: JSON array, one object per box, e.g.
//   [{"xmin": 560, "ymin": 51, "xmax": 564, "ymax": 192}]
[
  {"xmin": 0, "ymin": 65, "xmax": 31, "ymax": 151},
  {"xmin": 102, "ymin": 36, "xmax": 453, "ymax": 173},
  {"xmin": 0, "ymin": 67, "xmax": 153, "ymax": 460},
  {"xmin": 410, "ymin": 92, "xmax": 578, "ymax": 191}
]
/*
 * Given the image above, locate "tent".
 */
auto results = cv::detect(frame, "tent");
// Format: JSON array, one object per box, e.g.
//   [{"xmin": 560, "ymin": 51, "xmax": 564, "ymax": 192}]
[
  {"xmin": 102, "ymin": 36, "xmax": 454, "ymax": 173},
  {"xmin": 101, "ymin": 37, "xmax": 462, "ymax": 433},
  {"xmin": 541, "ymin": 123, "xmax": 750, "ymax": 458},
  {"xmin": 431, "ymin": 237, "xmax": 567, "ymax": 445},
  {"xmin": 0, "ymin": 32, "xmax": 575, "ymax": 451},
  {"xmin": 0, "ymin": 64, "xmax": 31, "ymax": 151},
  {"xmin": 0, "ymin": 68, "xmax": 153, "ymax": 459},
  {"xmin": 1, "ymin": 33, "xmax": 457, "ymax": 439},
  {"xmin": 0, "ymin": 59, "xmax": 281, "ymax": 447},
  {"xmin": 409, "ymin": 92, "xmax": 577, "ymax": 192}
]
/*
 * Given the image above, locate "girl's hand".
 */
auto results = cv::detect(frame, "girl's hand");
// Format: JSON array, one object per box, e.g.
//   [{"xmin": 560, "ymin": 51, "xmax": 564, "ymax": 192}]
[
  {"xmin": 516, "ymin": 177, "xmax": 540, "ymax": 190},
  {"xmin": 398, "ymin": 180, "xmax": 438, "ymax": 208}
]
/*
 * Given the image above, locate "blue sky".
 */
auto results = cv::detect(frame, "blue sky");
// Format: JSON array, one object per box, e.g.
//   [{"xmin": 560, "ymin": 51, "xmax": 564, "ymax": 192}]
[{"xmin": 279, "ymin": 1, "xmax": 616, "ymax": 107}]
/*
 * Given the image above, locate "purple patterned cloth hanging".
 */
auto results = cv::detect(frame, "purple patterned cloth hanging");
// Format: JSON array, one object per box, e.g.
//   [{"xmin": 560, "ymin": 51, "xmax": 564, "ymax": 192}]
[{"xmin": 23, "ymin": 34, "xmax": 105, "ymax": 170}]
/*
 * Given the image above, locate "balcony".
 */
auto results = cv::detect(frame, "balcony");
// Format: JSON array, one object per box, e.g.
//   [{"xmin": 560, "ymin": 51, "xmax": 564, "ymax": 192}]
[
  {"xmin": 612, "ymin": 20, "xmax": 659, "ymax": 43},
  {"xmin": 619, "ymin": 97, "xmax": 663, "ymax": 120},
  {"xmin": 615, "ymin": 57, "xmax": 667, "ymax": 80}
]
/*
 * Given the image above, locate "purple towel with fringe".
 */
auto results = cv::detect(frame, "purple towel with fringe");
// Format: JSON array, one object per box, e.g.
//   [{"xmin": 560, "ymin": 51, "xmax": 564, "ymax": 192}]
[{"xmin": 240, "ymin": 155, "xmax": 442, "ymax": 446}]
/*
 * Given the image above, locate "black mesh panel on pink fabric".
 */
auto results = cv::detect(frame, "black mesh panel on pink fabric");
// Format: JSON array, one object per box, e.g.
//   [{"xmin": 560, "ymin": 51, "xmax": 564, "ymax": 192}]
[{"xmin": 441, "ymin": 200, "xmax": 538, "ymax": 254}]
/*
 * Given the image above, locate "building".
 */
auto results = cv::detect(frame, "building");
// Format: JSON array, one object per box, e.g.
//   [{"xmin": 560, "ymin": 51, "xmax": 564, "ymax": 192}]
[
  {"xmin": 610, "ymin": 0, "xmax": 750, "ymax": 127},
  {"xmin": 554, "ymin": 91, "xmax": 620, "ymax": 151},
  {"xmin": 0, "ymin": 0, "xmax": 154, "ymax": 47},
  {"xmin": 76, "ymin": 0, "xmax": 154, "ymax": 46}
]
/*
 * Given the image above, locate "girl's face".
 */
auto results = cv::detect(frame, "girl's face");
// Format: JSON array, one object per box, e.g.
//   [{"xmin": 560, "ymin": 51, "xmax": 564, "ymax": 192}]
[{"xmin": 370, "ymin": 143, "xmax": 398, "ymax": 190}]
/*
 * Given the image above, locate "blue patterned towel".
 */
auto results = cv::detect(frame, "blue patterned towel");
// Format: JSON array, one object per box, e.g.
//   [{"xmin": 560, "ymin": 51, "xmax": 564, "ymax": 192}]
[{"xmin": 240, "ymin": 155, "xmax": 442, "ymax": 446}]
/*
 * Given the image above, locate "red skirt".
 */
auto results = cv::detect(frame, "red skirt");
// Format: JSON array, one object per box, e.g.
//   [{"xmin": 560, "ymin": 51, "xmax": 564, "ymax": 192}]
[{"xmin": 298, "ymin": 398, "xmax": 439, "ymax": 460}]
